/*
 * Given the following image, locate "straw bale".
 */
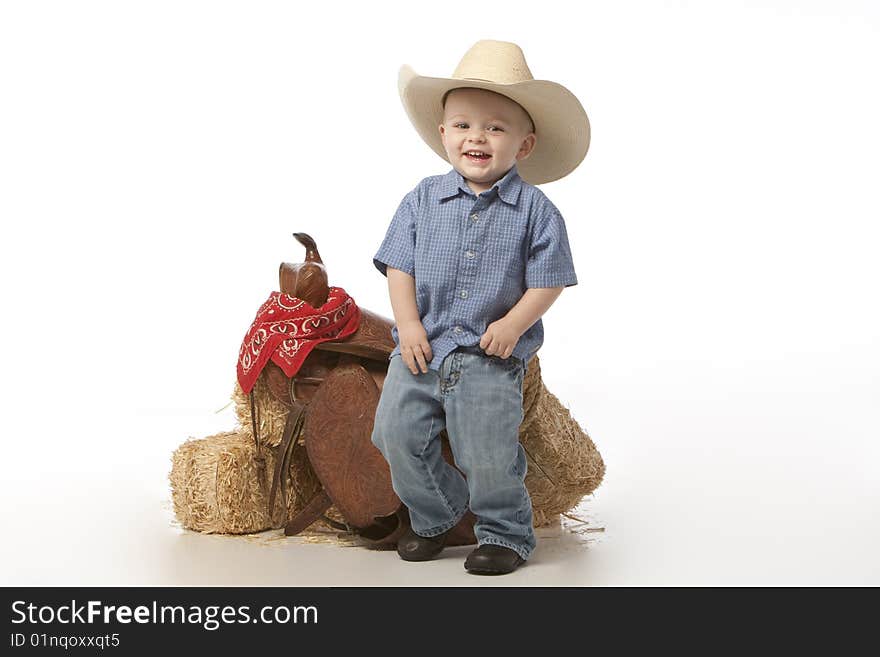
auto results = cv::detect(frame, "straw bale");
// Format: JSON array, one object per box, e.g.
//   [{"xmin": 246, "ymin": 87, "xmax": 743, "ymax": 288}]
[
  {"xmin": 520, "ymin": 354, "xmax": 544, "ymax": 434},
  {"xmin": 521, "ymin": 382, "xmax": 605, "ymax": 526},
  {"xmin": 232, "ymin": 373, "xmax": 289, "ymax": 448},
  {"xmin": 218, "ymin": 352, "xmax": 604, "ymax": 536},
  {"xmin": 169, "ymin": 430, "xmax": 323, "ymax": 534}
]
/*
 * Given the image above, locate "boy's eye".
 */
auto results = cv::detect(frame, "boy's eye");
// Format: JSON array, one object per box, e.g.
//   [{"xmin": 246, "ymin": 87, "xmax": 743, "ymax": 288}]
[{"xmin": 452, "ymin": 122, "xmax": 503, "ymax": 132}]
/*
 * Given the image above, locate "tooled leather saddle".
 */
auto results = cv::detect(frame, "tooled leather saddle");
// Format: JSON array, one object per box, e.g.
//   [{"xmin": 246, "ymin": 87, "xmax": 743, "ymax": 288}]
[{"xmin": 249, "ymin": 233, "xmax": 477, "ymax": 548}]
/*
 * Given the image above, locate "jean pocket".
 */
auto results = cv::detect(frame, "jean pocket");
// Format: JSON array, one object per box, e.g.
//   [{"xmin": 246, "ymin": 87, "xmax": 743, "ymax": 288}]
[{"xmin": 489, "ymin": 354, "xmax": 523, "ymax": 375}]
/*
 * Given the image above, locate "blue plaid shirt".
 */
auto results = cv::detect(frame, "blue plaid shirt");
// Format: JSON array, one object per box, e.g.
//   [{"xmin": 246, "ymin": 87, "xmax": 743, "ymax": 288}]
[{"xmin": 373, "ymin": 164, "xmax": 577, "ymax": 375}]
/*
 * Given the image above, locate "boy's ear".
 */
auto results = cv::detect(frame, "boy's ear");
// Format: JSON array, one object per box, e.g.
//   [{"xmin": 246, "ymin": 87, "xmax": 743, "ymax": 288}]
[{"xmin": 517, "ymin": 133, "xmax": 537, "ymax": 161}]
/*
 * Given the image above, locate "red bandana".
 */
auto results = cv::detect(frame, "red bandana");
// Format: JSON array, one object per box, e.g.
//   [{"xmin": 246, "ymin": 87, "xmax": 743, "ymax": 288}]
[{"xmin": 236, "ymin": 287, "xmax": 360, "ymax": 394}]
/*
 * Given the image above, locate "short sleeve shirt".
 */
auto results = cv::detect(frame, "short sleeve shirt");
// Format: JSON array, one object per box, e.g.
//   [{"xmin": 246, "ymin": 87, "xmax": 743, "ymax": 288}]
[{"xmin": 372, "ymin": 163, "xmax": 577, "ymax": 375}]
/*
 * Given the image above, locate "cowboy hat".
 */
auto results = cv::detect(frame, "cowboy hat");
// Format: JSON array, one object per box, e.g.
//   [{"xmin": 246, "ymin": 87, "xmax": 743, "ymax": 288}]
[{"xmin": 398, "ymin": 39, "xmax": 590, "ymax": 185}]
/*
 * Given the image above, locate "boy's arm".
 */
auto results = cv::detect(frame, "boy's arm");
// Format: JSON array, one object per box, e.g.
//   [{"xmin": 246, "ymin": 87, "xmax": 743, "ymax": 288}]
[
  {"xmin": 387, "ymin": 267, "xmax": 433, "ymax": 374},
  {"xmin": 480, "ymin": 287, "xmax": 564, "ymax": 357},
  {"xmin": 482, "ymin": 203, "xmax": 577, "ymax": 357},
  {"xmin": 387, "ymin": 267, "xmax": 420, "ymax": 326},
  {"xmin": 504, "ymin": 287, "xmax": 565, "ymax": 336}
]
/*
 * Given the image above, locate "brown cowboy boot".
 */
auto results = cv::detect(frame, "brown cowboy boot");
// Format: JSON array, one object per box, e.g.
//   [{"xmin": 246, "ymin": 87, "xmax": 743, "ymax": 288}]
[
  {"xmin": 464, "ymin": 544, "xmax": 525, "ymax": 575},
  {"xmin": 396, "ymin": 527, "xmax": 452, "ymax": 562}
]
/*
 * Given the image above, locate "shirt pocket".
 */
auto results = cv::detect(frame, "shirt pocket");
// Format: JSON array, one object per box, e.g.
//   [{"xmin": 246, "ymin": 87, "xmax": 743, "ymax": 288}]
[{"xmin": 487, "ymin": 217, "xmax": 527, "ymax": 282}]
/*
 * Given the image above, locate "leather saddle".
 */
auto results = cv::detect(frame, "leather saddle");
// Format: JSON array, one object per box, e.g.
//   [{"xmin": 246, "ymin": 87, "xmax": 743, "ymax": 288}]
[{"xmin": 250, "ymin": 233, "xmax": 476, "ymax": 548}]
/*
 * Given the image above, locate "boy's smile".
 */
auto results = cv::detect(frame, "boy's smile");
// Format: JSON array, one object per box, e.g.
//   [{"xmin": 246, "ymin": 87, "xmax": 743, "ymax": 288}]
[{"xmin": 439, "ymin": 88, "xmax": 536, "ymax": 195}]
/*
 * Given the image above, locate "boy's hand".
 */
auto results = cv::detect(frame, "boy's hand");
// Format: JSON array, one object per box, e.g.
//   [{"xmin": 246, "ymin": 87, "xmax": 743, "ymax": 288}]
[
  {"xmin": 397, "ymin": 319, "xmax": 433, "ymax": 374},
  {"xmin": 479, "ymin": 318, "xmax": 523, "ymax": 359}
]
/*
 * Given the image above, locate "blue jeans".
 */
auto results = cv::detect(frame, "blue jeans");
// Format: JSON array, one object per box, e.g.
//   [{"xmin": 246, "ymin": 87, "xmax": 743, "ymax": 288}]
[{"xmin": 370, "ymin": 345, "xmax": 536, "ymax": 561}]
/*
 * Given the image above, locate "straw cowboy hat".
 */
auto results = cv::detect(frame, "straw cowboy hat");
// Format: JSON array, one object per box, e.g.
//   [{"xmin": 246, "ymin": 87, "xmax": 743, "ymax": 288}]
[{"xmin": 398, "ymin": 39, "xmax": 591, "ymax": 185}]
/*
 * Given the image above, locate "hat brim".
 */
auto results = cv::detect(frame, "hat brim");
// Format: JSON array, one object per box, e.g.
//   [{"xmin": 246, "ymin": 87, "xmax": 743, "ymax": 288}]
[{"xmin": 398, "ymin": 65, "xmax": 590, "ymax": 185}]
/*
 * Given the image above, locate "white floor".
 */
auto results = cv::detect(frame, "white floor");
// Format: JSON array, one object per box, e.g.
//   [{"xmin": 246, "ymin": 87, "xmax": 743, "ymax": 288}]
[
  {"xmin": 1, "ymin": 468, "xmax": 608, "ymax": 587},
  {"xmin": 3, "ymin": 358, "xmax": 878, "ymax": 587}
]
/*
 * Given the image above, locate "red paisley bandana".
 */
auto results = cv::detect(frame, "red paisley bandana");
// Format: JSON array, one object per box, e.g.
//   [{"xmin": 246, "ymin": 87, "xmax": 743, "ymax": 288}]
[{"xmin": 236, "ymin": 287, "xmax": 360, "ymax": 394}]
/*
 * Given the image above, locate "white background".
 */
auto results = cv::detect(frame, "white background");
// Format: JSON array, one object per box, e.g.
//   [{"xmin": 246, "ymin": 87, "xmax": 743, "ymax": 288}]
[{"xmin": 1, "ymin": 0, "xmax": 877, "ymax": 585}]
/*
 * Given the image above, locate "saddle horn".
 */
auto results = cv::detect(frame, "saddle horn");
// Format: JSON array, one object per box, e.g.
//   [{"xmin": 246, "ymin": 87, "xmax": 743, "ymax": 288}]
[{"xmin": 279, "ymin": 232, "xmax": 329, "ymax": 308}]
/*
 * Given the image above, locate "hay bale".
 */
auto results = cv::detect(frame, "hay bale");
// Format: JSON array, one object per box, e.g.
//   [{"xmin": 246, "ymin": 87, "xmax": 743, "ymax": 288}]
[
  {"xmin": 519, "ymin": 357, "xmax": 605, "ymax": 525},
  {"xmin": 232, "ymin": 373, "xmax": 289, "ymax": 449},
  {"xmin": 228, "ymin": 353, "xmax": 604, "ymax": 532},
  {"xmin": 169, "ymin": 430, "xmax": 323, "ymax": 534},
  {"xmin": 520, "ymin": 372, "xmax": 605, "ymax": 525}
]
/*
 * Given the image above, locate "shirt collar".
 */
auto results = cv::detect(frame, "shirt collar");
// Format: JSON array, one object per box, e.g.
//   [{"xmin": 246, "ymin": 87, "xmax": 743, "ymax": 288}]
[{"xmin": 437, "ymin": 164, "xmax": 523, "ymax": 206}]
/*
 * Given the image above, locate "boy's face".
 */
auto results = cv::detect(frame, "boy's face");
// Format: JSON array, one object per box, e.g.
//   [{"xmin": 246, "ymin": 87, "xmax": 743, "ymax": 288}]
[{"xmin": 439, "ymin": 88, "xmax": 536, "ymax": 194}]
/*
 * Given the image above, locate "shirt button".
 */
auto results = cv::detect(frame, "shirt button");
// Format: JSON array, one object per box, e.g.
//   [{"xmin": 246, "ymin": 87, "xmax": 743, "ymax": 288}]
[
  {"xmin": 465, "ymin": 250, "xmax": 475, "ymax": 259},
  {"xmin": 470, "ymin": 213, "xmax": 479, "ymax": 221},
  {"xmin": 460, "ymin": 290, "xmax": 469, "ymax": 299},
  {"xmin": 454, "ymin": 326, "xmax": 462, "ymax": 334}
]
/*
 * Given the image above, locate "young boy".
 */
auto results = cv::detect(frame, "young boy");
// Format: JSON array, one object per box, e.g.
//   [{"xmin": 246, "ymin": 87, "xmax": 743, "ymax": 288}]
[{"xmin": 370, "ymin": 40, "xmax": 590, "ymax": 575}]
